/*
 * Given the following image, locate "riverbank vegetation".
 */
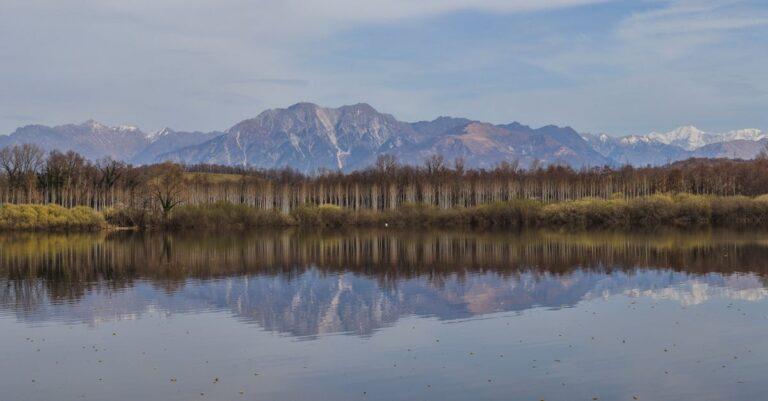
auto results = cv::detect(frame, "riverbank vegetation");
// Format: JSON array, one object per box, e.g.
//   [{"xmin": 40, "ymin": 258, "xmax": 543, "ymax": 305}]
[
  {"xmin": 97, "ymin": 194, "xmax": 768, "ymax": 230},
  {"xmin": 1, "ymin": 143, "xmax": 768, "ymax": 230},
  {"xmin": 2, "ymin": 193, "xmax": 768, "ymax": 231},
  {"xmin": 0, "ymin": 204, "xmax": 103, "ymax": 231}
]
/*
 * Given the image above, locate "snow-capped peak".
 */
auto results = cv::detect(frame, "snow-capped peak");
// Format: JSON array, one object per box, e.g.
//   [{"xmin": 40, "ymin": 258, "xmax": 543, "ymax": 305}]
[
  {"xmin": 614, "ymin": 126, "xmax": 766, "ymax": 151},
  {"xmin": 720, "ymin": 128, "xmax": 765, "ymax": 142},
  {"xmin": 647, "ymin": 126, "xmax": 707, "ymax": 150},
  {"xmin": 82, "ymin": 119, "xmax": 140, "ymax": 134},
  {"xmin": 619, "ymin": 134, "xmax": 652, "ymax": 145},
  {"xmin": 117, "ymin": 125, "xmax": 139, "ymax": 132},
  {"xmin": 147, "ymin": 127, "xmax": 174, "ymax": 142},
  {"xmin": 579, "ymin": 132, "xmax": 612, "ymax": 143}
]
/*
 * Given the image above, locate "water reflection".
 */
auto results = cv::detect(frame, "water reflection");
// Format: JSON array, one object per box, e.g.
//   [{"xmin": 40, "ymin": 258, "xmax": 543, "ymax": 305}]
[{"xmin": 1, "ymin": 230, "xmax": 767, "ymax": 337}]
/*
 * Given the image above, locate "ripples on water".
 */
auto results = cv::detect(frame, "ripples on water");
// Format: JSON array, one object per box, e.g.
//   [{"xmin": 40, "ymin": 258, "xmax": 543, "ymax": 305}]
[{"xmin": 1, "ymin": 230, "xmax": 767, "ymax": 401}]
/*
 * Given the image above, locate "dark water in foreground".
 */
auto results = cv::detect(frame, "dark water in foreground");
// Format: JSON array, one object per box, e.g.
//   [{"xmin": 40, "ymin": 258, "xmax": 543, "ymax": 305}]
[{"xmin": 2, "ymin": 230, "xmax": 768, "ymax": 401}]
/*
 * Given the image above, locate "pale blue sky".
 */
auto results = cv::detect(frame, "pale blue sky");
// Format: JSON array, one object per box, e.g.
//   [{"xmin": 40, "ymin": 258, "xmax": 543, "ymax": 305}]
[{"xmin": 1, "ymin": 0, "xmax": 767, "ymax": 135}]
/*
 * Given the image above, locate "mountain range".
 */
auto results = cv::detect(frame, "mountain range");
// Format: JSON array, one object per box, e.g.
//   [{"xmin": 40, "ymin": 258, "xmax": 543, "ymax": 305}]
[
  {"xmin": 1, "ymin": 103, "xmax": 765, "ymax": 172},
  {"xmin": 582, "ymin": 126, "xmax": 768, "ymax": 166}
]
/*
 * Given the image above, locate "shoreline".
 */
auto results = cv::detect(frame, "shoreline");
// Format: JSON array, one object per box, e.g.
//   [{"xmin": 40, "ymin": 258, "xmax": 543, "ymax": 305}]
[{"xmin": 2, "ymin": 193, "xmax": 768, "ymax": 232}]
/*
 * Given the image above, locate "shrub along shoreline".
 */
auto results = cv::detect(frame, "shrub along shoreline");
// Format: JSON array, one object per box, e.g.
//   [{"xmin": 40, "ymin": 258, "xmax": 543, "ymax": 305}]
[
  {"xmin": 0, "ymin": 204, "xmax": 104, "ymax": 231},
  {"xmin": 3, "ymin": 194, "xmax": 768, "ymax": 232}
]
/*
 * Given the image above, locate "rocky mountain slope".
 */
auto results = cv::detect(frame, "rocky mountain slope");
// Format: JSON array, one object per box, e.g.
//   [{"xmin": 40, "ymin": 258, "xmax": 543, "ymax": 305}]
[
  {"xmin": 161, "ymin": 103, "xmax": 417, "ymax": 172},
  {"xmin": 160, "ymin": 103, "xmax": 611, "ymax": 172},
  {"xmin": 0, "ymin": 121, "xmax": 221, "ymax": 164},
  {"xmin": 132, "ymin": 128, "xmax": 222, "ymax": 165},
  {"xmin": 0, "ymin": 120, "xmax": 149, "ymax": 161},
  {"xmin": 692, "ymin": 138, "xmax": 768, "ymax": 159},
  {"xmin": 1, "ymin": 103, "xmax": 765, "ymax": 171}
]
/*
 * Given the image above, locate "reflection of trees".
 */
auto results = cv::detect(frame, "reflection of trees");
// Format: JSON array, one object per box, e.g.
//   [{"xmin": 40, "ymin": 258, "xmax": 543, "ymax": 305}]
[
  {"xmin": 1, "ymin": 229, "xmax": 768, "ymax": 335},
  {"xmin": 3, "ymin": 230, "xmax": 768, "ymax": 286}
]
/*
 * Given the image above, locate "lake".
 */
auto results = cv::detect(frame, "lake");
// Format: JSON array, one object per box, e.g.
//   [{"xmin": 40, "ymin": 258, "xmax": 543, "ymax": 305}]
[{"xmin": 2, "ymin": 229, "xmax": 768, "ymax": 401}]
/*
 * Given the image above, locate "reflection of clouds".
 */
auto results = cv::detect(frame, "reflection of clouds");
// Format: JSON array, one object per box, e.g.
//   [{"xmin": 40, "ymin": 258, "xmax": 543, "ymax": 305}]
[
  {"xmin": 463, "ymin": 283, "xmax": 504, "ymax": 315},
  {"xmin": 7, "ymin": 230, "xmax": 768, "ymax": 339},
  {"xmin": 629, "ymin": 283, "xmax": 712, "ymax": 306},
  {"xmin": 624, "ymin": 274, "xmax": 768, "ymax": 306},
  {"xmin": 3, "ymin": 269, "xmax": 767, "ymax": 338}
]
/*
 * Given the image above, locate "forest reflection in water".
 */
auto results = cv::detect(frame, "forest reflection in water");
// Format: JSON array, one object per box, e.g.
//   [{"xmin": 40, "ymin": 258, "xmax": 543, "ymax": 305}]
[{"xmin": 1, "ymin": 229, "xmax": 767, "ymax": 337}]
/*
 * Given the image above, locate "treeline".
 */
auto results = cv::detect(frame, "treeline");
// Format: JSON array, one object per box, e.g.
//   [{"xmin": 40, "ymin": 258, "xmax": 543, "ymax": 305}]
[{"xmin": 2, "ymin": 144, "xmax": 768, "ymax": 224}]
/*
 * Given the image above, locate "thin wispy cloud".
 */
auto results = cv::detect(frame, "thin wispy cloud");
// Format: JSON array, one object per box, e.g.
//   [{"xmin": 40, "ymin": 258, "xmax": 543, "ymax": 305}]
[
  {"xmin": 619, "ymin": 0, "xmax": 768, "ymax": 39},
  {"xmin": 0, "ymin": 0, "xmax": 766, "ymax": 135}
]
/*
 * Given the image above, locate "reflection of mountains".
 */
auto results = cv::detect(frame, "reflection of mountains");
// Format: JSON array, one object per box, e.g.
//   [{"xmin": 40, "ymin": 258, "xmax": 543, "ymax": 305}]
[{"xmin": 1, "ymin": 230, "xmax": 767, "ymax": 337}]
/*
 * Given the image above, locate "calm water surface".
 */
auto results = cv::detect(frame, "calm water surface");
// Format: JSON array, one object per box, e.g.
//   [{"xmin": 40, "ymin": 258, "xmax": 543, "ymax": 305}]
[{"xmin": 1, "ymin": 230, "xmax": 768, "ymax": 401}]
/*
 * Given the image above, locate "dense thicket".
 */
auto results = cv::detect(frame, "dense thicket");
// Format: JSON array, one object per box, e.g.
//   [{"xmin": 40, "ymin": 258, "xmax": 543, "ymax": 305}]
[
  {"xmin": 2, "ymin": 144, "xmax": 768, "ymax": 225},
  {"xmin": 0, "ymin": 204, "xmax": 103, "ymax": 231},
  {"xmin": 141, "ymin": 195, "xmax": 767, "ymax": 230}
]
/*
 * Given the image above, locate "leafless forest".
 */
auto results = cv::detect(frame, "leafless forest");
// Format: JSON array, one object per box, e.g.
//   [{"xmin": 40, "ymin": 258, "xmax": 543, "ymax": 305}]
[{"xmin": 2, "ymin": 144, "xmax": 768, "ymax": 216}]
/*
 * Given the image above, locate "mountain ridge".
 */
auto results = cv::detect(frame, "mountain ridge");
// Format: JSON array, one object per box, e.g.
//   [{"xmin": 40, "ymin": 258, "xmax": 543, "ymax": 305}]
[
  {"xmin": 158, "ymin": 102, "xmax": 613, "ymax": 172},
  {"xmin": 2, "ymin": 103, "xmax": 765, "ymax": 172},
  {"xmin": 582, "ymin": 125, "xmax": 766, "ymax": 166}
]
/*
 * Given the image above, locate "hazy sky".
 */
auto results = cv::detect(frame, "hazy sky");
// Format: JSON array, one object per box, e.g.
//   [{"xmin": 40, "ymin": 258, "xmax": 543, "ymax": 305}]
[{"xmin": 2, "ymin": 0, "xmax": 767, "ymax": 135}]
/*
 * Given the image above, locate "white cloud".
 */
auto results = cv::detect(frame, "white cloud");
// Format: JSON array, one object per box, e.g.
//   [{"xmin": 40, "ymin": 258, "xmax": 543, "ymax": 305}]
[
  {"xmin": 0, "ymin": 0, "xmax": 766, "ymax": 136},
  {"xmin": 0, "ymin": 0, "xmax": 613, "ymax": 132},
  {"xmin": 619, "ymin": 0, "xmax": 768, "ymax": 39},
  {"xmin": 509, "ymin": 0, "xmax": 768, "ymax": 134},
  {"xmin": 6, "ymin": 0, "xmax": 613, "ymax": 39}
]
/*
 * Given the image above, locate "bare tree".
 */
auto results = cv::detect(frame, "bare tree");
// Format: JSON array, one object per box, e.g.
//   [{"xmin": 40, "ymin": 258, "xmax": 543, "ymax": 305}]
[
  {"xmin": 424, "ymin": 154, "xmax": 445, "ymax": 174},
  {"xmin": 152, "ymin": 162, "xmax": 186, "ymax": 220},
  {"xmin": 5, "ymin": 145, "xmax": 768, "ymax": 213},
  {"xmin": 94, "ymin": 158, "xmax": 126, "ymax": 209},
  {"xmin": 453, "ymin": 157, "xmax": 465, "ymax": 175},
  {"xmin": 0, "ymin": 144, "xmax": 44, "ymax": 202},
  {"xmin": 375, "ymin": 154, "xmax": 398, "ymax": 174}
]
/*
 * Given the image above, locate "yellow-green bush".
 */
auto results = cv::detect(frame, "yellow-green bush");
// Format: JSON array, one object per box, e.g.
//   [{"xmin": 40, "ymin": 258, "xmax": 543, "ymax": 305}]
[
  {"xmin": 669, "ymin": 194, "xmax": 711, "ymax": 227},
  {"xmin": 543, "ymin": 198, "xmax": 628, "ymax": 229},
  {"xmin": 0, "ymin": 204, "xmax": 104, "ymax": 231},
  {"xmin": 625, "ymin": 194, "xmax": 674, "ymax": 228},
  {"xmin": 710, "ymin": 195, "xmax": 768, "ymax": 225},
  {"xmin": 539, "ymin": 194, "xmax": 768, "ymax": 229}
]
